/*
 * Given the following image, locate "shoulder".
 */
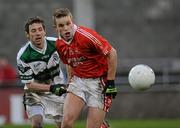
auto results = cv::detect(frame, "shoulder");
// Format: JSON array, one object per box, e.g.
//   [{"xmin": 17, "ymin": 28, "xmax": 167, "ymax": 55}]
[
  {"xmin": 76, "ymin": 26, "xmax": 103, "ymax": 45},
  {"xmin": 45, "ymin": 37, "xmax": 58, "ymax": 50},
  {"xmin": 78, "ymin": 26, "xmax": 96, "ymax": 32},
  {"xmin": 46, "ymin": 36, "xmax": 58, "ymax": 46},
  {"xmin": 16, "ymin": 42, "xmax": 30, "ymax": 62},
  {"xmin": 46, "ymin": 36, "xmax": 57, "ymax": 42},
  {"xmin": 76, "ymin": 26, "xmax": 98, "ymax": 38}
]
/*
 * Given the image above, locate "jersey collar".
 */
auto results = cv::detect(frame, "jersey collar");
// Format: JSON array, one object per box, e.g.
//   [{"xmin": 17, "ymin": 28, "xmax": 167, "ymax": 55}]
[{"xmin": 29, "ymin": 37, "xmax": 47, "ymax": 54}]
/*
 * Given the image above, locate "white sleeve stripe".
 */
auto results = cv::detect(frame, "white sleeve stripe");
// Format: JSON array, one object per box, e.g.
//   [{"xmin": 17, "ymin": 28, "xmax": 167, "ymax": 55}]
[
  {"xmin": 77, "ymin": 28, "xmax": 103, "ymax": 46},
  {"xmin": 16, "ymin": 43, "xmax": 29, "ymax": 61},
  {"xmin": 77, "ymin": 28, "xmax": 110, "ymax": 55}
]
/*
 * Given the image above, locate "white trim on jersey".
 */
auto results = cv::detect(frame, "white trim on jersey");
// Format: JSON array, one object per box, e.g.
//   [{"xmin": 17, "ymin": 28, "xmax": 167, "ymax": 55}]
[
  {"xmin": 46, "ymin": 36, "xmax": 57, "ymax": 41},
  {"xmin": 77, "ymin": 28, "xmax": 102, "ymax": 46},
  {"xmin": 16, "ymin": 42, "xmax": 30, "ymax": 62},
  {"xmin": 30, "ymin": 39, "xmax": 47, "ymax": 54},
  {"xmin": 77, "ymin": 28, "xmax": 109, "ymax": 55}
]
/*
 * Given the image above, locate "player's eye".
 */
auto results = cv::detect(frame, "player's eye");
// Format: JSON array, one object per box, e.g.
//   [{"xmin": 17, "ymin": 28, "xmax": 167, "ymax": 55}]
[
  {"xmin": 58, "ymin": 24, "xmax": 64, "ymax": 28},
  {"xmin": 30, "ymin": 29, "xmax": 36, "ymax": 33},
  {"xmin": 66, "ymin": 22, "xmax": 71, "ymax": 26},
  {"xmin": 38, "ymin": 27, "xmax": 43, "ymax": 31}
]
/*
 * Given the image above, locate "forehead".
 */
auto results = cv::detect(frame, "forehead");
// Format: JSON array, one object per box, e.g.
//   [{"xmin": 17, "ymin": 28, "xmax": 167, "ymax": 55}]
[
  {"xmin": 29, "ymin": 23, "xmax": 43, "ymax": 30},
  {"xmin": 55, "ymin": 16, "xmax": 72, "ymax": 24}
]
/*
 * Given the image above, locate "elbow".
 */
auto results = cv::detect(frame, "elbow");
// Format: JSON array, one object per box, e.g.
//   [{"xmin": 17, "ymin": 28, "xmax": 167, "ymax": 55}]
[
  {"xmin": 111, "ymin": 47, "xmax": 117, "ymax": 57},
  {"xmin": 25, "ymin": 83, "xmax": 30, "ymax": 90},
  {"xmin": 25, "ymin": 82, "xmax": 34, "ymax": 90}
]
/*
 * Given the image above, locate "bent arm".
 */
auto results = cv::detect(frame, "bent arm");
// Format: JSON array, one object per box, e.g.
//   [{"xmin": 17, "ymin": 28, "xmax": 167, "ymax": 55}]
[{"xmin": 25, "ymin": 82, "xmax": 50, "ymax": 92}]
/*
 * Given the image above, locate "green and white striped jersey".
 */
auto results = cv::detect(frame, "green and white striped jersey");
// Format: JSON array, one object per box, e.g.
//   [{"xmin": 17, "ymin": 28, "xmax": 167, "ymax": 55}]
[{"xmin": 17, "ymin": 37, "xmax": 65, "ymax": 87}]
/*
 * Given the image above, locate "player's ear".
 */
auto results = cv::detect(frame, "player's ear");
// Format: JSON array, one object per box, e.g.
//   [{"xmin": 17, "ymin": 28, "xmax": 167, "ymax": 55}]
[
  {"xmin": 25, "ymin": 32, "xmax": 30, "ymax": 39},
  {"xmin": 55, "ymin": 28, "xmax": 58, "ymax": 33}
]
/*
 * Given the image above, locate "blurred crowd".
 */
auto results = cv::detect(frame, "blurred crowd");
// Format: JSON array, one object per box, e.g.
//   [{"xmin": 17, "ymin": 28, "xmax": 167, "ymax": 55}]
[{"xmin": 0, "ymin": 55, "xmax": 18, "ymax": 86}]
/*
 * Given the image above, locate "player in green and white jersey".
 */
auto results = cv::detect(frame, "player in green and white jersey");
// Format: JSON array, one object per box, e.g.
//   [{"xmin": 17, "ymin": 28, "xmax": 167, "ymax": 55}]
[{"xmin": 16, "ymin": 16, "xmax": 67, "ymax": 128}]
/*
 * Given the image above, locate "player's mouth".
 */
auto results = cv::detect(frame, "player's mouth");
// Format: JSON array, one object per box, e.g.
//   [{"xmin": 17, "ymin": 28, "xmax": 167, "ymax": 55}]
[
  {"xmin": 64, "ymin": 32, "xmax": 71, "ymax": 39},
  {"xmin": 35, "ymin": 37, "xmax": 42, "ymax": 42}
]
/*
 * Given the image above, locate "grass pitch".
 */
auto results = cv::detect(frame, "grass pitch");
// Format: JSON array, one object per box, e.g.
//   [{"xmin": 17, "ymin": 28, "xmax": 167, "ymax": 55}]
[{"xmin": 2, "ymin": 119, "xmax": 180, "ymax": 128}]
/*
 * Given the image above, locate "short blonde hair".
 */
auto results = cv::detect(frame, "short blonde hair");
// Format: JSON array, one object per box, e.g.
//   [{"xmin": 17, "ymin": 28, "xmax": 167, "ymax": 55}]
[{"xmin": 53, "ymin": 8, "xmax": 72, "ymax": 27}]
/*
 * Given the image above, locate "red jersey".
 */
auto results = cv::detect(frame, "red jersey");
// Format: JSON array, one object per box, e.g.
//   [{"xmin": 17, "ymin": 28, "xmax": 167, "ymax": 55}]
[{"xmin": 56, "ymin": 25, "xmax": 112, "ymax": 78}]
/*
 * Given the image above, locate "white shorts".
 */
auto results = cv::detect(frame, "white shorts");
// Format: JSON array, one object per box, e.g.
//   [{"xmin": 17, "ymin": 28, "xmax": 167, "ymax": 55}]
[
  {"xmin": 68, "ymin": 76, "xmax": 112, "ymax": 112},
  {"xmin": 26, "ymin": 94, "xmax": 65, "ymax": 122}
]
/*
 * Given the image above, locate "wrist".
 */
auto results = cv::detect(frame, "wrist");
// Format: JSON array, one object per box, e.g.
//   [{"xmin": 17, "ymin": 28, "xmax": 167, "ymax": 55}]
[
  {"xmin": 50, "ymin": 84, "xmax": 54, "ymax": 92},
  {"xmin": 107, "ymin": 80, "xmax": 115, "ymax": 85}
]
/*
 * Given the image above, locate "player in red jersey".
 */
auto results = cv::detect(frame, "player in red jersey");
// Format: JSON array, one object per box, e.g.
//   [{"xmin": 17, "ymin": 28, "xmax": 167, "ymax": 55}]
[{"xmin": 53, "ymin": 8, "xmax": 117, "ymax": 128}]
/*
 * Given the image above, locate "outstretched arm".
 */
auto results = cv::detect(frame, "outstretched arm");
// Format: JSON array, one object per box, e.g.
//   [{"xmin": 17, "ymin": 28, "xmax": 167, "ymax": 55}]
[
  {"xmin": 103, "ymin": 47, "xmax": 117, "ymax": 99},
  {"xmin": 107, "ymin": 47, "xmax": 117, "ymax": 80},
  {"xmin": 66, "ymin": 64, "xmax": 73, "ymax": 83}
]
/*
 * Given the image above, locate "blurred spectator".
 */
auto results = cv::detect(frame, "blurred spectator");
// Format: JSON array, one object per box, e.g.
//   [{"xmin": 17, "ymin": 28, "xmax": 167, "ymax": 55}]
[{"xmin": 0, "ymin": 55, "xmax": 17, "ymax": 86}]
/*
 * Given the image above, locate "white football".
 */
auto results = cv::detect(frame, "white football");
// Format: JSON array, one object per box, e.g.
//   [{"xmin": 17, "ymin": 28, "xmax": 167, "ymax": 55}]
[{"xmin": 128, "ymin": 64, "xmax": 155, "ymax": 91}]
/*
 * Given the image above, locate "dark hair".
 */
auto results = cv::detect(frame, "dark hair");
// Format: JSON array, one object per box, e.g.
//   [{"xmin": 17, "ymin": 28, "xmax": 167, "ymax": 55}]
[
  {"xmin": 53, "ymin": 8, "xmax": 72, "ymax": 26},
  {"xmin": 24, "ymin": 16, "xmax": 45, "ymax": 33}
]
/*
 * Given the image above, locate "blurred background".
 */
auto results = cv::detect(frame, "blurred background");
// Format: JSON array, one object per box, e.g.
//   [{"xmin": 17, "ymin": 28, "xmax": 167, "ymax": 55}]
[{"xmin": 0, "ymin": 0, "xmax": 180, "ymax": 125}]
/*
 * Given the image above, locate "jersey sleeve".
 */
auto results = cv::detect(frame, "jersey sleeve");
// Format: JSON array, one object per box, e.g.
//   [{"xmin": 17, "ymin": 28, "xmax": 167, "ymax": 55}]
[{"xmin": 16, "ymin": 57, "xmax": 34, "ymax": 84}]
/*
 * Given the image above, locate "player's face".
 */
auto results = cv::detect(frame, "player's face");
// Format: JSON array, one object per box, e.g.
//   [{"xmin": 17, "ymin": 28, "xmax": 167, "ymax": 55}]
[
  {"xmin": 27, "ymin": 23, "xmax": 46, "ymax": 49},
  {"xmin": 55, "ymin": 16, "xmax": 74, "ymax": 41}
]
